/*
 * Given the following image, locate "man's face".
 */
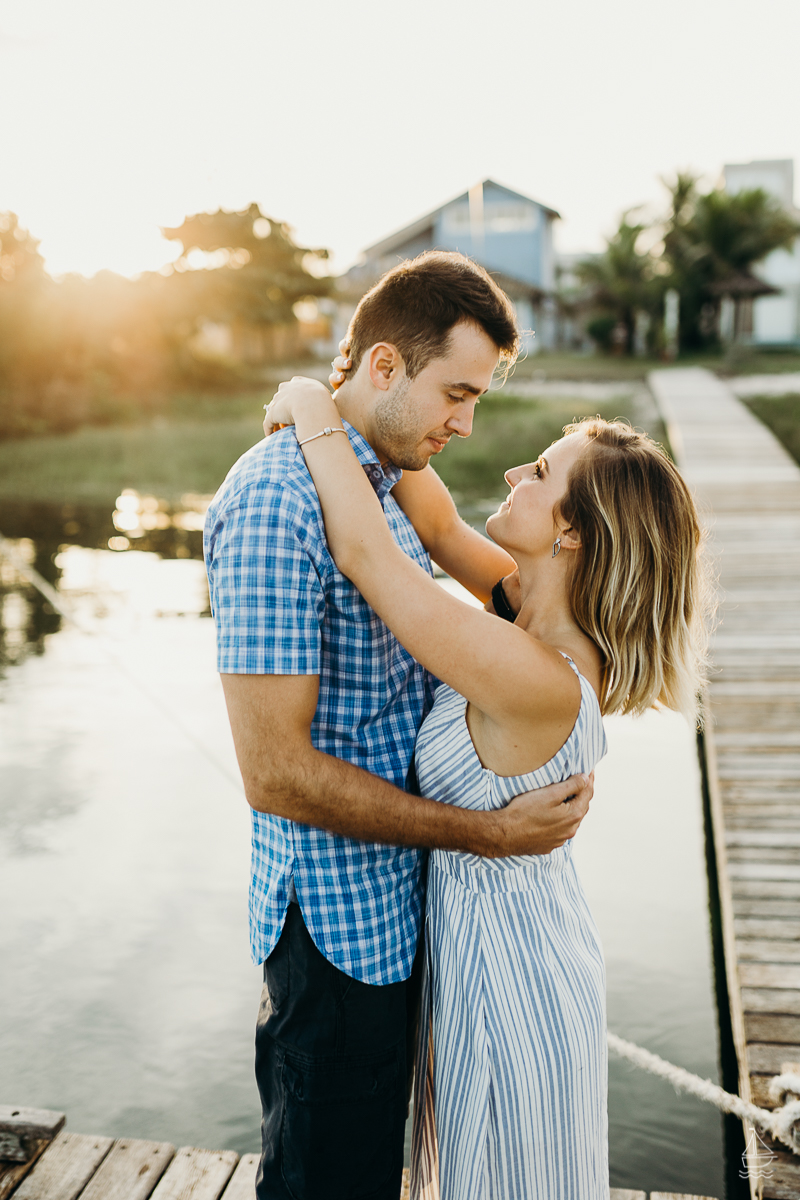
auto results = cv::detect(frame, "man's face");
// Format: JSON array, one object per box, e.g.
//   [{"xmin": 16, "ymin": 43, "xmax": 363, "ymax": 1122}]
[{"xmin": 369, "ymin": 320, "xmax": 500, "ymax": 470}]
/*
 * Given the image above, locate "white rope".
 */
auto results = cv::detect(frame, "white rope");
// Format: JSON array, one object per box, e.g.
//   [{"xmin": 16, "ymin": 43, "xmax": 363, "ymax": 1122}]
[{"xmin": 609, "ymin": 1031, "xmax": 800, "ymax": 1155}]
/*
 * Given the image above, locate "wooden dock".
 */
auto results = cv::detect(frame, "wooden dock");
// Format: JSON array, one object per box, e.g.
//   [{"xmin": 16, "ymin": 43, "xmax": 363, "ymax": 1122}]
[
  {"xmin": 0, "ymin": 1105, "xmax": 719, "ymax": 1200},
  {"xmin": 650, "ymin": 367, "xmax": 800, "ymax": 1200}
]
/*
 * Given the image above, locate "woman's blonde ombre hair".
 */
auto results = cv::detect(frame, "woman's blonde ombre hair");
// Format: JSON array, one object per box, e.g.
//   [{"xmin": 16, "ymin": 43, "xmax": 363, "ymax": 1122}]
[{"xmin": 558, "ymin": 418, "xmax": 711, "ymax": 722}]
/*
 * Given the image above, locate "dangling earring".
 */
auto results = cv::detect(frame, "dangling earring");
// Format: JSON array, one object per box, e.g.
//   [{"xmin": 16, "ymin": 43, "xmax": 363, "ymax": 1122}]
[{"xmin": 552, "ymin": 536, "xmax": 562, "ymax": 558}]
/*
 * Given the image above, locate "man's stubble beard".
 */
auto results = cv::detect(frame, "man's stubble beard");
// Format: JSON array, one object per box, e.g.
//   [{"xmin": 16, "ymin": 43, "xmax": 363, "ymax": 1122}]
[{"xmin": 373, "ymin": 377, "xmax": 440, "ymax": 472}]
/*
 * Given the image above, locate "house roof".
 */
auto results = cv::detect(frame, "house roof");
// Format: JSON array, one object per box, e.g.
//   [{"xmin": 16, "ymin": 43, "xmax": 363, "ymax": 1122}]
[
  {"xmin": 362, "ymin": 179, "xmax": 561, "ymax": 261},
  {"xmin": 706, "ymin": 270, "xmax": 780, "ymax": 298}
]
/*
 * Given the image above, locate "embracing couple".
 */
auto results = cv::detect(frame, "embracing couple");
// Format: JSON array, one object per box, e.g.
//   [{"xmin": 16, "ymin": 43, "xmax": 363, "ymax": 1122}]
[{"xmin": 203, "ymin": 252, "xmax": 706, "ymax": 1200}]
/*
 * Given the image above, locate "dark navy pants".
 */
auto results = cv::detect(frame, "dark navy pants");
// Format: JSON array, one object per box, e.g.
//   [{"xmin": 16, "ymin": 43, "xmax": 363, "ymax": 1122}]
[{"xmin": 255, "ymin": 903, "xmax": 421, "ymax": 1200}]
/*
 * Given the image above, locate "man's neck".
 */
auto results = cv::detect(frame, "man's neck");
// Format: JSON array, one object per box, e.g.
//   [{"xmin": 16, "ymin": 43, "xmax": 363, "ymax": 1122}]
[{"xmin": 334, "ymin": 381, "xmax": 385, "ymax": 463}]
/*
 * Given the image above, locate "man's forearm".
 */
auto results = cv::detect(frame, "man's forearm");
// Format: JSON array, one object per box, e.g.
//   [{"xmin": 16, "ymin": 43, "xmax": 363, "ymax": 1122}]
[{"xmin": 247, "ymin": 743, "xmax": 505, "ymax": 856}]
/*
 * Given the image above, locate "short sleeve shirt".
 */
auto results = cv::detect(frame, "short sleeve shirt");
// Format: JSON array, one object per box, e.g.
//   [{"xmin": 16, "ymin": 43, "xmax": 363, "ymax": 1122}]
[{"xmin": 204, "ymin": 422, "xmax": 436, "ymax": 984}]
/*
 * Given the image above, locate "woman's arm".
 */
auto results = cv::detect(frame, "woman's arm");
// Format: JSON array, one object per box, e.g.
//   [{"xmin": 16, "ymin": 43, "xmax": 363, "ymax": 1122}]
[
  {"xmin": 391, "ymin": 467, "xmax": 516, "ymax": 605},
  {"xmin": 326, "ymin": 343, "xmax": 515, "ymax": 605},
  {"xmin": 264, "ymin": 379, "xmax": 577, "ymax": 726}
]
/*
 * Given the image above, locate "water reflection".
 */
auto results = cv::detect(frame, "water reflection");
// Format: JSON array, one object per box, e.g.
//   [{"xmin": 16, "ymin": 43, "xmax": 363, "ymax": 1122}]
[{"xmin": 0, "ymin": 494, "xmax": 211, "ymax": 672}]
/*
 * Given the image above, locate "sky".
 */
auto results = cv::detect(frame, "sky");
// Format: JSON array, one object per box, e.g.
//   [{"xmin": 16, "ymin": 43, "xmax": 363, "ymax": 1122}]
[{"xmin": 3, "ymin": 0, "xmax": 800, "ymax": 279}]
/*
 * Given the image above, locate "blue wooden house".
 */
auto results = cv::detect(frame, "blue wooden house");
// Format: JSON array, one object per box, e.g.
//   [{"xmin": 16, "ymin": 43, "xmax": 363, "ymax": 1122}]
[{"xmin": 333, "ymin": 179, "xmax": 561, "ymax": 355}]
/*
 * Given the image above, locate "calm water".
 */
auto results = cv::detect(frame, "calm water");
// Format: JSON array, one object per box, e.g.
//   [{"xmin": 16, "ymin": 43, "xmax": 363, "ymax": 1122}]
[{"xmin": 0, "ymin": 497, "xmax": 727, "ymax": 1196}]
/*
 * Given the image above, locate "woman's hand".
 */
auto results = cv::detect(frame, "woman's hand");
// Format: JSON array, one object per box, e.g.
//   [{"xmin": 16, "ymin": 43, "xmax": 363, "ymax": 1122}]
[
  {"xmin": 329, "ymin": 338, "xmax": 352, "ymax": 391},
  {"xmin": 263, "ymin": 376, "xmax": 333, "ymax": 437}
]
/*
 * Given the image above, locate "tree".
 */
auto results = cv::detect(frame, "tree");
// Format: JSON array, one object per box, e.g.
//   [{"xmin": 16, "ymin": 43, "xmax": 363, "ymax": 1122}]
[
  {"xmin": 659, "ymin": 175, "xmax": 800, "ymax": 350},
  {"xmin": 578, "ymin": 215, "xmax": 658, "ymax": 354},
  {"xmin": 162, "ymin": 203, "xmax": 330, "ymax": 331}
]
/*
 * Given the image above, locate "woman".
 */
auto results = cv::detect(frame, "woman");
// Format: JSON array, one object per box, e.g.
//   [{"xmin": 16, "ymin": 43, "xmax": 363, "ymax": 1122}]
[{"xmin": 263, "ymin": 376, "xmax": 707, "ymax": 1200}]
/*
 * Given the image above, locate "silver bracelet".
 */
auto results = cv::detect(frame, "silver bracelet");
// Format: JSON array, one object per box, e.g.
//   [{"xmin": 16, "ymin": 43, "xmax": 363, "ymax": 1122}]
[{"xmin": 297, "ymin": 426, "xmax": 347, "ymax": 447}]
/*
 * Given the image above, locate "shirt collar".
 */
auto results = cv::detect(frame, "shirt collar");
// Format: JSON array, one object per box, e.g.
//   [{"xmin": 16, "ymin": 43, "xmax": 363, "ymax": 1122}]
[{"xmin": 342, "ymin": 419, "xmax": 402, "ymax": 502}]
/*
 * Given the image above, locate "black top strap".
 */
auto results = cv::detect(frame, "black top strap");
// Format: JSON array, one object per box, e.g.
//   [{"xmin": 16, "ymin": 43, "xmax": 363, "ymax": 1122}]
[{"xmin": 491, "ymin": 578, "xmax": 516, "ymax": 623}]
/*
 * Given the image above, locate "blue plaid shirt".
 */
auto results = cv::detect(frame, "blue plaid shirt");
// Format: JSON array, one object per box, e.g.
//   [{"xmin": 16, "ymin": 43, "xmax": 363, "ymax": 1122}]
[{"xmin": 204, "ymin": 422, "xmax": 436, "ymax": 984}]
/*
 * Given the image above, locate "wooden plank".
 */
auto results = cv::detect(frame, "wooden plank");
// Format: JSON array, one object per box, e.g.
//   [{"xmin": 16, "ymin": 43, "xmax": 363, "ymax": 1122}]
[
  {"xmin": 0, "ymin": 1140, "xmax": 52, "ymax": 1200},
  {"xmin": 749, "ymin": 1073, "xmax": 779, "ymax": 1109},
  {"xmin": 0, "ymin": 1106, "xmax": 65, "ymax": 1164},
  {"xmin": 744, "ymin": 1013, "xmax": 800, "ymax": 1044},
  {"xmin": 740, "ymin": 963, "xmax": 800, "ymax": 989},
  {"xmin": 609, "ymin": 1192, "xmax": 646, "ymax": 1199},
  {"xmin": 650, "ymin": 1194, "xmax": 720, "ymax": 1199},
  {"xmin": 735, "ymin": 939, "xmax": 800, "ymax": 963},
  {"xmin": 735, "ymin": 919, "xmax": 800, "ymax": 939},
  {"xmin": 149, "ymin": 1146, "xmax": 238, "ymax": 1200},
  {"xmin": 79, "ymin": 1139, "xmax": 175, "ymax": 1200},
  {"xmin": 735, "ymin": 899, "xmax": 800, "ymax": 918},
  {"xmin": 727, "ymin": 831, "xmax": 800, "ymax": 848},
  {"xmin": 729, "ymin": 849, "xmax": 800, "ymax": 865},
  {"xmin": 747, "ymin": 1042, "xmax": 800, "ymax": 1073},
  {"xmin": 0, "ymin": 1106, "xmax": 65, "ymax": 1141},
  {"xmin": 219, "ymin": 1154, "xmax": 258, "ymax": 1200},
  {"xmin": 742, "ymin": 988, "xmax": 800, "ymax": 1015},
  {"xmin": 13, "ymin": 1131, "xmax": 113, "ymax": 1200},
  {"xmin": 762, "ymin": 1168, "xmax": 800, "ymax": 1200},
  {"xmin": 729, "ymin": 863, "xmax": 800, "ymax": 882},
  {"xmin": 733, "ymin": 881, "xmax": 800, "ymax": 899}
]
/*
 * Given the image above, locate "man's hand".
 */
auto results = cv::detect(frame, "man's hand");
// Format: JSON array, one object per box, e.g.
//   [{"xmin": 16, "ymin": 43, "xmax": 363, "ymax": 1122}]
[
  {"xmin": 222, "ymin": 674, "xmax": 595, "ymax": 860},
  {"xmin": 489, "ymin": 772, "xmax": 594, "ymax": 857}
]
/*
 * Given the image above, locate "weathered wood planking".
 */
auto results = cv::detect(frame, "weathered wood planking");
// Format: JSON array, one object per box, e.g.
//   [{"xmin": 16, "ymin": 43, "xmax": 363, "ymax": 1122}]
[
  {"xmin": 650, "ymin": 368, "xmax": 800, "ymax": 1200},
  {"xmin": 216, "ymin": 1155, "xmax": 258, "ymax": 1200},
  {"xmin": 0, "ymin": 1114, "xmax": 719, "ymax": 1199},
  {"xmin": 148, "ymin": 1146, "xmax": 238, "ymax": 1200},
  {"xmin": 77, "ymin": 1139, "xmax": 175, "ymax": 1200},
  {"xmin": 11, "ymin": 1131, "xmax": 113, "ymax": 1200}
]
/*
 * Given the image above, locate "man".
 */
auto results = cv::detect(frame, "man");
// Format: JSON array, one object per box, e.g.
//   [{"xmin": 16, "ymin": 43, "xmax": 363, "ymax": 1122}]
[{"xmin": 204, "ymin": 251, "xmax": 593, "ymax": 1200}]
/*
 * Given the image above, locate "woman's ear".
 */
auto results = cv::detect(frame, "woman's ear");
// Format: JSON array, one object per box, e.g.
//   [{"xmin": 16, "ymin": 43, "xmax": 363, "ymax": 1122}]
[
  {"xmin": 367, "ymin": 342, "xmax": 403, "ymax": 391},
  {"xmin": 560, "ymin": 525, "xmax": 581, "ymax": 551}
]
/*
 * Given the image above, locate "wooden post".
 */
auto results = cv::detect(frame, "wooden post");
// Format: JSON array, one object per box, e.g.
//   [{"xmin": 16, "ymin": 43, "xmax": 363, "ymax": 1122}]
[{"xmin": 0, "ymin": 1108, "xmax": 65, "ymax": 1164}]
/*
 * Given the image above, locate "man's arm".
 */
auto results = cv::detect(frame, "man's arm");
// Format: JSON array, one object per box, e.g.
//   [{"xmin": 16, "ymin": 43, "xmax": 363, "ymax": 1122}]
[{"xmin": 222, "ymin": 673, "xmax": 592, "ymax": 858}]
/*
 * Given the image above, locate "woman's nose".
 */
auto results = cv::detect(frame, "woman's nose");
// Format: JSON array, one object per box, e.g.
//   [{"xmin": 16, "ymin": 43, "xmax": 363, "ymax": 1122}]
[{"xmin": 505, "ymin": 465, "xmax": 522, "ymax": 486}]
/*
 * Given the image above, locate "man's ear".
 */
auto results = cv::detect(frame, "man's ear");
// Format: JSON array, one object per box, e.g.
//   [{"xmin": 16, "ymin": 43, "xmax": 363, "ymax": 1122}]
[{"xmin": 367, "ymin": 343, "xmax": 404, "ymax": 391}]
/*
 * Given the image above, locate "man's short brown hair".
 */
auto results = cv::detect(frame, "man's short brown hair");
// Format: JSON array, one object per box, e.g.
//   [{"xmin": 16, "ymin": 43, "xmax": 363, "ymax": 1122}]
[{"xmin": 345, "ymin": 251, "xmax": 519, "ymax": 381}]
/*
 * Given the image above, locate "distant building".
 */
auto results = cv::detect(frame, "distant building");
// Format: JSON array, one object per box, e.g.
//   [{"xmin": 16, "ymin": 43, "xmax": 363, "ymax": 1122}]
[
  {"xmin": 331, "ymin": 179, "xmax": 561, "ymax": 356},
  {"xmin": 723, "ymin": 159, "xmax": 800, "ymax": 346}
]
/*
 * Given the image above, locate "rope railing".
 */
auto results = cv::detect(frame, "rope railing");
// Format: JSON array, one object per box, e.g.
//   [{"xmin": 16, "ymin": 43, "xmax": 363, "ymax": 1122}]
[{"xmin": 609, "ymin": 1031, "xmax": 800, "ymax": 1155}]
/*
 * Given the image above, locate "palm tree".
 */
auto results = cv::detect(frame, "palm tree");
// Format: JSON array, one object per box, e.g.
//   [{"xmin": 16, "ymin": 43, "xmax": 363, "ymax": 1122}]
[
  {"xmin": 578, "ymin": 215, "xmax": 658, "ymax": 354},
  {"xmin": 660, "ymin": 175, "xmax": 800, "ymax": 349}
]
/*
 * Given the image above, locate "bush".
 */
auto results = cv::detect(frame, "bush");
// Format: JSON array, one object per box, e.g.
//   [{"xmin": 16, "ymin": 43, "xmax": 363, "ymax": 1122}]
[{"xmin": 586, "ymin": 316, "xmax": 618, "ymax": 353}]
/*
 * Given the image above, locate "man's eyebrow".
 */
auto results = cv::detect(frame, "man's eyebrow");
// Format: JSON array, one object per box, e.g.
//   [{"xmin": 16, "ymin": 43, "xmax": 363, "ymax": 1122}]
[{"xmin": 444, "ymin": 381, "xmax": 485, "ymax": 396}]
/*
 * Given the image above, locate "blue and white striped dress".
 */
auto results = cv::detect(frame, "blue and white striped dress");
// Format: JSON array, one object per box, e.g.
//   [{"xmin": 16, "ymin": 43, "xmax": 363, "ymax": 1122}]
[{"xmin": 411, "ymin": 658, "xmax": 609, "ymax": 1200}]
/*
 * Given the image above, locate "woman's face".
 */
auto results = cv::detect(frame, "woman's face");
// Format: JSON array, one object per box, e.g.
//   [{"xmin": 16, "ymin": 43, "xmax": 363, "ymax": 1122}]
[{"xmin": 486, "ymin": 431, "xmax": 588, "ymax": 557}]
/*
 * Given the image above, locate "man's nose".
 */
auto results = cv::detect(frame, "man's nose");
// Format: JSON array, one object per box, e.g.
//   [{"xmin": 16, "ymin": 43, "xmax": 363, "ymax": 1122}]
[{"xmin": 446, "ymin": 404, "xmax": 475, "ymax": 439}]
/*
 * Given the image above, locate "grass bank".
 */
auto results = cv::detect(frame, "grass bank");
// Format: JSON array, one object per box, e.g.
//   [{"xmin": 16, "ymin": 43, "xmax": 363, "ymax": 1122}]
[
  {"xmin": 505, "ymin": 349, "xmax": 800, "ymax": 383},
  {"xmin": 0, "ymin": 390, "xmax": 660, "ymax": 508},
  {"xmin": 742, "ymin": 392, "xmax": 800, "ymax": 467},
  {"xmin": 0, "ymin": 393, "xmax": 269, "ymax": 506}
]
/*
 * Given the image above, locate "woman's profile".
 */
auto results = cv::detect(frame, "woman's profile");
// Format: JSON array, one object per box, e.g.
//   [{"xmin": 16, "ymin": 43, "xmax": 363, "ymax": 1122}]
[{"xmin": 263, "ymin": 374, "xmax": 709, "ymax": 1200}]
